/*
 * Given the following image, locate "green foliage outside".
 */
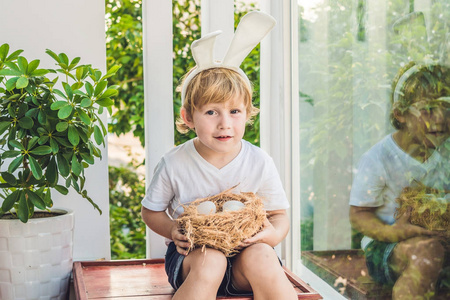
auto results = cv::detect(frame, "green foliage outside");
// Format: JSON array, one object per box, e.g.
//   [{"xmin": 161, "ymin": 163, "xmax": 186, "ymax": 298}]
[
  {"xmin": 105, "ymin": 0, "xmax": 260, "ymax": 259},
  {"xmin": 109, "ymin": 162, "xmax": 146, "ymax": 259}
]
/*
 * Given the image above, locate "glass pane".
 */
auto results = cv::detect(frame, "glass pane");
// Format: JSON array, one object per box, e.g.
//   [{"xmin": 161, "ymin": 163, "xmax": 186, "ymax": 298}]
[{"xmin": 297, "ymin": 0, "xmax": 449, "ymax": 297}]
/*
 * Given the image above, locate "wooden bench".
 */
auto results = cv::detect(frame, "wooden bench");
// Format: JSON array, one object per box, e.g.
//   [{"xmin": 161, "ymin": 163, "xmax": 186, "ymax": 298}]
[{"xmin": 73, "ymin": 259, "xmax": 322, "ymax": 299}]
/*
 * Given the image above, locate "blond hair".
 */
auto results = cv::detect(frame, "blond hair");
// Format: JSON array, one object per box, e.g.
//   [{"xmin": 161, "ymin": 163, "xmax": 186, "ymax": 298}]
[
  {"xmin": 390, "ymin": 62, "xmax": 450, "ymax": 129},
  {"xmin": 176, "ymin": 68, "xmax": 259, "ymax": 134}
]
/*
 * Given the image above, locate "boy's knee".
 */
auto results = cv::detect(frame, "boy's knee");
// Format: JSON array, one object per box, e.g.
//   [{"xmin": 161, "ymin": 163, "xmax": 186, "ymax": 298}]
[
  {"xmin": 404, "ymin": 238, "xmax": 445, "ymax": 271},
  {"xmin": 185, "ymin": 248, "xmax": 227, "ymax": 279},
  {"xmin": 238, "ymin": 243, "xmax": 280, "ymax": 272}
]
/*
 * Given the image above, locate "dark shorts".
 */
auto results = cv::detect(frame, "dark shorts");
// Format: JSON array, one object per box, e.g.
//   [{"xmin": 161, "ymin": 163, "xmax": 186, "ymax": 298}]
[
  {"xmin": 165, "ymin": 242, "xmax": 275, "ymax": 297},
  {"xmin": 364, "ymin": 240, "xmax": 397, "ymax": 286}
]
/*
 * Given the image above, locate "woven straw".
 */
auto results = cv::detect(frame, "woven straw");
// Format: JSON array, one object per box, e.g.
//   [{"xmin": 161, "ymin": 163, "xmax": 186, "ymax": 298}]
[
  {"xmin": 176, "ymin": 188, "xmax": 266, "ymax": 257},
  {"xmin": 395, "ymin": 185, "xmax": 450, "ymax": 231}
]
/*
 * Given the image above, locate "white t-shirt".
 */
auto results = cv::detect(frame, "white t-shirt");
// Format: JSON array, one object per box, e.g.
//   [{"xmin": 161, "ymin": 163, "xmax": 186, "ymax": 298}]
[
  {"xmin": 142, "ymin": 139, "xmax": 290, "ymax": 220},
  {"xmin": 349, "ymin": 134, "xmax": 449, "ymax": 249}
]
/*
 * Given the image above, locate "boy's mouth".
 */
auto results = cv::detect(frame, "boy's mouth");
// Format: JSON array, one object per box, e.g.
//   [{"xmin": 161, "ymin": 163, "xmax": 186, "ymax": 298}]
[{"xmin": 215, "ymin": 135, "xmax": 232, "ymax": 141}]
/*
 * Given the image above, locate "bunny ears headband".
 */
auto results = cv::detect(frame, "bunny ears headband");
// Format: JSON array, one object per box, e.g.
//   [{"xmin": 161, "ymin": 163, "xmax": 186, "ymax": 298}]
[
  {"xmin": 393, "ymin": 63, "xmax": 450, "ymax": 103},
  {"xmin": 181, "ymin": 11, "xmax": 277, "ymax": 103}
]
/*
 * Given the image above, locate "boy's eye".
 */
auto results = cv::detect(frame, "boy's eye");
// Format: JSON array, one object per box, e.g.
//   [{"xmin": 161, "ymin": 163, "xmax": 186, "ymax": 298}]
[
  {"xmin": 206, "ymin": 110, "xmax": 215, "ymax": 115},
  {"xmin": 231, "ymin": 109, "xmax": 240, "ymax": 114}
]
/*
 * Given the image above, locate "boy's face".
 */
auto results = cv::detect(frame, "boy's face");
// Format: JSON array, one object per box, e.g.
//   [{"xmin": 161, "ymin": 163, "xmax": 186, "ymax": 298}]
[
  {"xmin": 400, "ymin": 99, "xmax": 450, "ymax": 149},
  {"xmin": 186, "ymin": 93, "xmax": 248, "ymax": 160}
]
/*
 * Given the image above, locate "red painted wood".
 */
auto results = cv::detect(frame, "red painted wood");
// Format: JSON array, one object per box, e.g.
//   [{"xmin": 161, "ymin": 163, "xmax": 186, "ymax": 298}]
[{"xmin": 73, "ymin": 259, "xmax": 322, "ymax": 299}]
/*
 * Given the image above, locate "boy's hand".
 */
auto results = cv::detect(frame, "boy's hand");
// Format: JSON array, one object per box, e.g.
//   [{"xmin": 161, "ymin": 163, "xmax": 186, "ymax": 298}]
[
  {"xmin": 393, "ymin": 207, "xmax": 440, "ymax": 241},
  {"xmin": 171, "ymin": 225, "xmax": 191, "ymax": 256},
  {"xmin": 239, "ymin": 218, "xmax": 275, "ymax": 248}
]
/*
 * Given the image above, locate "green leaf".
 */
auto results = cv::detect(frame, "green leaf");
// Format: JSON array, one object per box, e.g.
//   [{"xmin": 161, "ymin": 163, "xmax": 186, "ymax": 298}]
[
  {"xmin": 28, "ymin": 155, "xmax": 43, "ymax": 179},
  {"xmin": 1, "ymin": 172, "xmax": 17, "ymax": 185},
  {"xmin": 18, "ymin": 116, "xmax": 33, "ymax": 129},
  {"xmin": 51, "ymin": 100, "xmax": 68, "ymax": 110},
  {"xmin": 16, "ymin": 76, "xmax": 29, "ymax": 89},
  {"xmin": 68, "ymin": 125, "xmax": 80, "ymax": 146},
  {"xmin": 94, "ymin": 80, "xmax": 107, "ymax": 97},
  {"xmin": 55, "ymin": 185, "xmax": 69, "ymax": 195},
  {"xmin": 96, "ymin": 97, "xmax": 114, "ymax": 107},
  {"xmin": 2, "ymin": 190, "xmax": 20, "ymax": 212},
  {"xmin": 2, "ymin": 150, "xmax": 21, "ymax": 158},
  {"xmin": 76, "ymin": 108, "xmax": 91, "ymax": 125},
  {"xmin": 8, "ymin": 155, "xmax": 24, "ymax": 173},
  {"xmin": 17, "ymin": 56, "xmax": 28, "ymax": 73},
  {"xmin": 53, "ymin": 88, "xmax": 68, "ymax": 100},
  {"xmin": 37, "ymin": 110, "xmax": 47, "ymax": 124},
  {"xmin": 63, "ymin": 82, "xmax": 73, "ymax": 100},
  {"xmin": 76, "ymin": 66, "xmax": 86, "ymax": 81},
  {"xmin": 80, "ymin": 152, "xmax": 95, "ymax": 165},
  {"xmin": 58, "ymin": 53, "xmax": 69, "ymax": 66},
  {"xmin": 56, "ymin": 154, "xmax": 70, "ymax": 177},
  {"xmin": 27, "ymin": 59, "xmax": 40, "ymax": 74},
  {"xmin": 29, "ymin": 146, "xmax": 52, "ymax": 155},
  {"xmin": 94, "ymin": 125, "xmax": 104, "ymax": 145},
  {"xmin": 5, "ymin": 77, "xmax": 19, "ymax": 91},
  {"xmin": 46, "ymin": 157, "xmax": 58, "ymax": 185},
  {"xmin": 99, "ymin": 88, "xmax": 118, "ymax": 99},
  {"xmin": 27, "ymin": 136, "xmax": 39, "ymax": 150},
  {"xmin": 71, "ymin": 81, "xmax": 83, "ymax": 91},
  {"xmin": 58, "ymin": 105, "xmax": 73, "ymax": 119},
  {"xmin": 80, "ymin": 98, "xmax": 92, "ymax": 107},
  {"xmin": 31, "ymin": 69, "xmax": 49, "ymax": 76},
  {"xmin": 50, "ymin": 138, "xmax": 59, "ymax": 154},
  {"xmin": 69, "ymin": 57, "xmax": 81, "ymax": 68},
  {"xmin": 17, "ymin": 192, "xmax": 30, "ymax": 223},
  {"xmin": 0, "ymin": 43, "xmax": 9, "ymax": 61},
  {"xmin": 56, "ymin": 122, "xmax": 69, "ymax": 132},
  {"xmin": 0, "ymin": 121, "xmax": 11, "ymax": 135},
  {"xmin": 106, "ymin": 65, "xmax": 120, "ymax": 76},
  {"xmin": 26, "ymin": 190, "xmax": 46, "ymax": 210},
  {"xmin": 5, "ymin": 49, "xmax": 23, "ymax": 61},
  {"xmin": 9, "ymin": 140, "xmax": 25, "ymax": 150},
  {"xmin": 85, "ymin": 81, "xmax": 94, "ymax": 96},
  {"xmin": 71, "ymin": 154, "xmax": 82, "ymax": 176},
  {"xmin": 45, "ymin": 49, "xmax": 60, "ymax": 62},
  {"xmin": 0, "ymin": 69, "xmax": 22, "ymax": 76},
  {"xmin": 43, "ymin": 191, "xmax": 53, "ymax": 207},
  {"xmin": 25, "ymin": 107, "xmax": 39, "ymax": 118},
  {"xmin": 4, "ymin": 61, "xmax": 20, "ymax": 72}
]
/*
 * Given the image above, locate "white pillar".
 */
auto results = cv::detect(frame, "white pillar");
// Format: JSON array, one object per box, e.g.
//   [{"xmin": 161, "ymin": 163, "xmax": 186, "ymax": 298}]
[
  {"xmin": 260, "ymin": 0, "xmax": 294, "ymax": 266},
  {"xmin": 201, "ymin": 0, "xmax": 234, "ymax": 60},
  {"xmin": 142, "ymin": 0, "xmax": 174, "ymax": 259}
]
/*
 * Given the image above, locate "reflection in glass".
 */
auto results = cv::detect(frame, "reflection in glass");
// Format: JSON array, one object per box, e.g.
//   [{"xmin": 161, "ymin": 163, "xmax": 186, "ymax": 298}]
[{"xmin": 297, "ymin": 0, "xmax": 449, "ymax": 298}]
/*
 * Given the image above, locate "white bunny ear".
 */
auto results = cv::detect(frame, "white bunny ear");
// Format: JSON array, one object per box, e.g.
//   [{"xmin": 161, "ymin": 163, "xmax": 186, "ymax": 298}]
[
  {"xmin": 191, "ymin": 31, "xmax": 222, "ymax": 70},
  {"xmin": 222, "ymin": 11, "xmax": 276, "ymax": 68}
]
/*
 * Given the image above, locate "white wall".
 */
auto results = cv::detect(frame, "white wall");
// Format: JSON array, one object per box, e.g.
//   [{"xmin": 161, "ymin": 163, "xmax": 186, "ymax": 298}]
[{"xmin": 0, "ymin": 0, "xmax": 111, "ymax": 261}]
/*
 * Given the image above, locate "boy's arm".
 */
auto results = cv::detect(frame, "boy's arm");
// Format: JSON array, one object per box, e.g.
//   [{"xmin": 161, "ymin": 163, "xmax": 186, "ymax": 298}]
[
  {"xmin": 241, "ymin": 209, "xmax": 290, "ymax": 248},
  {"xmin": 349, "ymin": 205, "xmax": 438, "ymax": 243},
  {"xmin": 141, "ymin": 206, "xmax": 191, "ymax": 255}
]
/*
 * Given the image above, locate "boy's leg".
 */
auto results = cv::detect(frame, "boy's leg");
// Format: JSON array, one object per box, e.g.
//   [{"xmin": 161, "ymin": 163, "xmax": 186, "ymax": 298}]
[
  {"xmin": 230, "ymin": 243, "xmax": 298, "ymax": 300},
  {"xmin": 173, "ymin": 247, "xmax": 227, "ymax": 300},
  {"xmin": 390, "ymin": 236, "xmax": 445, "ymax": 300}
]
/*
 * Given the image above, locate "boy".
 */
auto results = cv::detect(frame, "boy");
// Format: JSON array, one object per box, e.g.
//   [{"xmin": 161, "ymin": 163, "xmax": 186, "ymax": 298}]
[
  {"xmin": 349, "ymin": 62, "xmax": 449, "ymax": 299},
  {"xmin": 141, "ymin": 11, "xmax": 298, "ymax": 300}
]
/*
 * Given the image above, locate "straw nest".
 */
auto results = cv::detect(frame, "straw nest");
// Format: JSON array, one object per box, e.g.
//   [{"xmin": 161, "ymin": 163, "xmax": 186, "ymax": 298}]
[
  {"xmin": 395, "ymin": 185, "xmax": 450, "ymax": 231},
  {"xmin": 176, "ymin": 188, "xmax": 266, "ymax": 257}
]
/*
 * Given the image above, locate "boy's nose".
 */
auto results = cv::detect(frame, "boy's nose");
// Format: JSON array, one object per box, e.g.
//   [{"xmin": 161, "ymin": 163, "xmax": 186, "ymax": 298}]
[{"xmin": 218, "ymin": 115, "xmax": 231, "ymax": 129}]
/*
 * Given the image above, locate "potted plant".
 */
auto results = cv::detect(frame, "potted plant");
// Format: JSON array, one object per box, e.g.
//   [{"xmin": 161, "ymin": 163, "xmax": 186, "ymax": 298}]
[{"xmin": 0, "ymin": 43, "xmax": 118, "ymax": 299}]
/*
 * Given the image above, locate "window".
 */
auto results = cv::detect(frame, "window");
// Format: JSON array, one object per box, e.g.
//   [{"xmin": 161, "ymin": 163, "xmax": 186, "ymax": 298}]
[{"xmin": 295, "ymin": 0, "xmax": 449, "ymax": 297}]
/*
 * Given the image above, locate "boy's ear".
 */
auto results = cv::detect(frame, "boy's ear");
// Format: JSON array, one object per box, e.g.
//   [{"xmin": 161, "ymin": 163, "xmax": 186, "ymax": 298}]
[
  {"xmin": 180, "ymin": 108, "xmax": 195, "ymax": 129},
  {"xmin": 393, "ymin": 108, "xmax": 406, "ymax": 123}
]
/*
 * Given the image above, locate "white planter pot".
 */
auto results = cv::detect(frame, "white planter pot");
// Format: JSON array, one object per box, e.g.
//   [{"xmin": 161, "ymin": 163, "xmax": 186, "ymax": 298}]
[{"xmin": 0, "ymin": 209, "xmax": 74, "ymax": 300}]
